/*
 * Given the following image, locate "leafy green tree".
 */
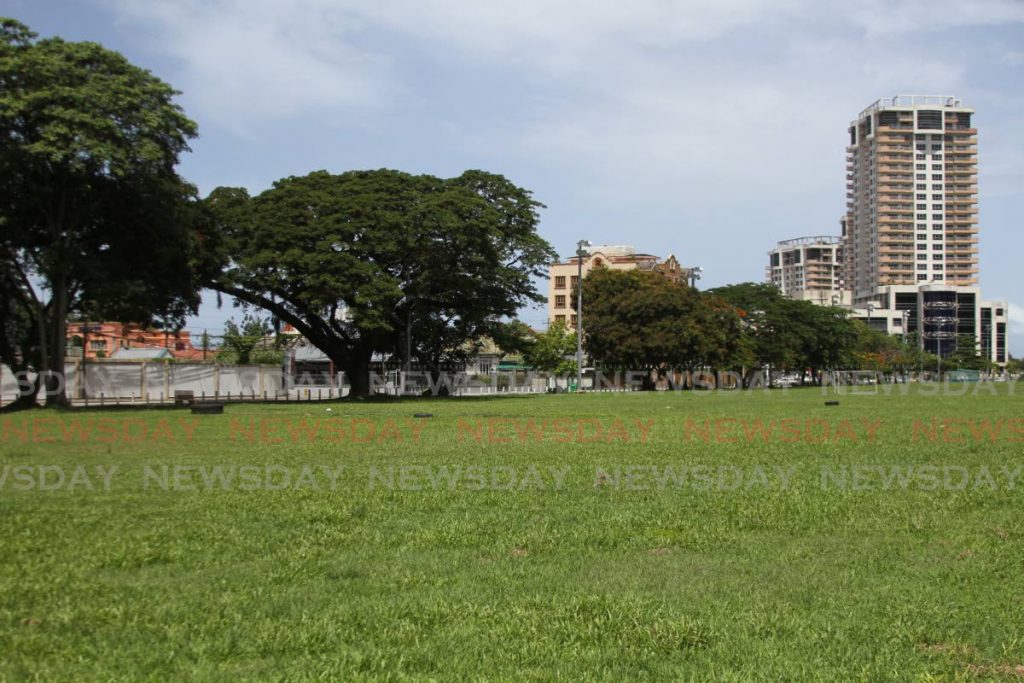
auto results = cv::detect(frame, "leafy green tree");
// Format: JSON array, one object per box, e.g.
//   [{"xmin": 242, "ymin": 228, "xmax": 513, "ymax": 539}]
[
  {"xmin": 523, "ymin": 321, "xmax": 577, "ymax": 375},
  {"xmin": 580, "ymin": 269, "xmax": 743, "ymax": 387},
  {"xmin": 949, "ymin": 333, "xmax": 984, "ymax": 370},
  {"xmin": 710, "ymin": 283, "xmax": 868, "ymax": 385},
  {"xmin": 219, "ymin": 314, "xmax": 272, "ymax": 365},
  {"xmin": 205, "ymin": 169, "xmax": 554, "ymax": 397},
  {"xmin": 0, "ymin": 18, "xmax": 210, "ymax": 407},
  {"xmin": 712, "ymin": 284, "xmax": 810, "ymax": 381}
]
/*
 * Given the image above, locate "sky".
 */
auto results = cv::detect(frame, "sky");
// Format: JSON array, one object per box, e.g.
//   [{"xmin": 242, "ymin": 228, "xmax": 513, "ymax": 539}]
[{"xmin": 5, "ymin": 0, "xmax": 1023, "ymax": 353}]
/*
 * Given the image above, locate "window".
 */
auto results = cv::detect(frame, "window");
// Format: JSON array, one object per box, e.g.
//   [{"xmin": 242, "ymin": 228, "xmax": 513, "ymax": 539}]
[
  {"xmin": 931, "ymin": 144, "xmax": 942, "ymax": 150},
  {"xmin": 932, "ymin": 214, "xmax": 943, "ymax": 221},
  {"xmin": 916, "ymin": 143, "xmax": 926, "ymax": 150},
  {"xmin": 917, "ymin": 214, "xmax": 927, "ymax": 220},
  {"xmin": 916, "ymin": 163, "xmax": 926, "ymax": 170},
  {"xmin": 916, "ymin": 204, "xmax": 927, "ymax": 210},
  {"xmin": 555, "ymin": 295, "xmax": 566, "ymax": 308},
  {"xmin": 932, "ymin": 184, "xmax": 943, "ymax": 190},
  {"xmin": 933, "ymin": 254, "xmax": 943, "ymax": 260},
  {"xmin": 570, "ymin": 315, "xmax": 577, "ymax": 326},
  {"xmin": 933, "ymin": 275, "xmax": 943, "ymax": 281},
  {"xmin": 916, "ymin": 184, "xmax": 927, "ymax": 190},
  {"xmin": 932, "ymin": 244, "xmax": 942, "ymax": 250},
  {"xmin": 932, "ymin": 174, "xmax": 943, "ymax": 180},
  {"xmin": 918, "ymin": 274, "xmax": 928, "ymax": 281},
  {"xmin": 933, "ymin": 204, "xmax": 943, "ymax": 211},
  {"xmin": 554, "ymin": 275, "xmax": 566, "ymax": 289},
  {"xmin": 916, "ymin": 194, "xmax": 927, "ymax": 200},
  {"xmin": 933, "ymin": 264, "xmax": 943, "ymax": 270},
  {"xmin": 917, "ymin": 254, "xmax": 927, "ymax": 260},
  {"xmin": 89, "ymin": 340, "xmax": 107, "ymax": 350},
  {"xmin": 917, "ymin": 264, "xmax": 927, "ymax": 270},
  {"xmin": 933, "ymin": 224, "xmax": 944, "ymax": 230},
  {"xmin": 916, "ymin": 153, "xmax": 926, "ymax": 160},
  {"xmin": 555, "ymin": 315, "xmax": 566, "ymax": 324},
  {"xmin": 917, "ymin": 174, "xmax": 926, "ymax": 180},
  {"xmin": 932, "ymin": 194, "xmax": 943, "ymax": 201},
  {"xmin": 932, "ymin": 154, "xmax": 942, "ymax": 160},
  {"xmin": 570, "ymin": 275, "xmax": 579, "ymax": 287}
]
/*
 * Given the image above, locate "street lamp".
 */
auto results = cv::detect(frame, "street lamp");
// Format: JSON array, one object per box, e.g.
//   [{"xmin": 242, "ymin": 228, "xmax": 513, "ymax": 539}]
[
  {"xmin": 575, "ymin": 240, "xmax": 591, "ymax": 393},
  {"xmin": 983, "ymin": 323, "xmax": 991, "ymax": 376},
  {"xmin": 689, "ymin": 266, "xmax": 703, "ymax": 289}
]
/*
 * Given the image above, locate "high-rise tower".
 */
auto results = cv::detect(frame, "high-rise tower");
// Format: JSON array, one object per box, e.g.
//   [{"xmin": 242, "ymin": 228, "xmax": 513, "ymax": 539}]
[{"xmin": 844, "ymin": 95, "xmax": 978, "ymax": 303}]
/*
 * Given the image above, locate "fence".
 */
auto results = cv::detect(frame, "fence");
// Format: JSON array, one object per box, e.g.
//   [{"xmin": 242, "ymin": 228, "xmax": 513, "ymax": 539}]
[
  {"xmin": 0, "ymin": 360, "xmax": 312, "ymax": 406},
  {"xmin": 0, "ymin": 362, "xmax": 658, "ymax": 407}
]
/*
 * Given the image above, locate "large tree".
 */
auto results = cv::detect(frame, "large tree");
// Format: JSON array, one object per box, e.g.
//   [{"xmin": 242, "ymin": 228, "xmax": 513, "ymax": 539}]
[
  {"xmin": 0, "ymin": 19, "xmax": 209, "ymax": 408},
  {"xmin": 580, "ymin": 268, "xmax": 742, "ymax": 386},
  {"xmin": 523, "ymin": 321, "xmax": 577, "ymax": 375},
  {"xmin": 205, "ymin": 169, "xmax": 554, "ymax": 397}
]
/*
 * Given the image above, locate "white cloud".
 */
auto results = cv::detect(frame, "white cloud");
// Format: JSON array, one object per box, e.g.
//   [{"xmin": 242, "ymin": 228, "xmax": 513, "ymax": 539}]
[
  {"xmin": 1008, "ymin": 303, "xmax": 1024, "ymax": 333},
  {"xmin": 102, "ymin": 1, "xmax": 1023, "ymax": 230},
  {"xmin": 105, "ymin": 0, "xmax": 396, "ymax": 130},
  {"xmin": 845, "ymin": 0, "xmax": 1024, "ymax": 36}
]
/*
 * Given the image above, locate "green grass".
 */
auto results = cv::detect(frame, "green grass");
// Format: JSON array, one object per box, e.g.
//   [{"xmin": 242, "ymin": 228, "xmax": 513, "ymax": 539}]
[{"xmin": 2, "ymin": 384, "xmax": 1024, "ymax": 680}]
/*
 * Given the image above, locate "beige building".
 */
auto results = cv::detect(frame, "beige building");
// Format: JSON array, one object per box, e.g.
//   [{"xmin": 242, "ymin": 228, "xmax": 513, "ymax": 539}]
[
  {"xmin": 766, "ymin": 236, "xmax": 850, "ymax": 306},
  {"xmin": 843, "ymin": 95, "xmax": 978, "ymax": 303},
  {"xmin": 547, "ymin": 245, "xmax": 686, "ymax": 326}
]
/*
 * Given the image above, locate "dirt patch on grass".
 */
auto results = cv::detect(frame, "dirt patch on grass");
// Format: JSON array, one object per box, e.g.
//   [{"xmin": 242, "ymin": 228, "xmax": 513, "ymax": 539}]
[{"xmin": 964, "ymin": 663, "xmax": 1024, "ymax": 678}]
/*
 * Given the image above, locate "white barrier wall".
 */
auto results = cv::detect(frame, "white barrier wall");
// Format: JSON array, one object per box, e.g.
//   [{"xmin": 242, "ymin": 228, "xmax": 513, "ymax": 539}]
[{"xmin": 0, "ymin": 361, "xmax": 286, "ymax": 404}]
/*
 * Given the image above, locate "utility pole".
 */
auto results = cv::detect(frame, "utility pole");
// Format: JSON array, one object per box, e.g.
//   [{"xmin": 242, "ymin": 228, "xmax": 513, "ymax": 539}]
[{"xmin": 575, "ymin": 240, "xmax": 590, "ymax": 393}]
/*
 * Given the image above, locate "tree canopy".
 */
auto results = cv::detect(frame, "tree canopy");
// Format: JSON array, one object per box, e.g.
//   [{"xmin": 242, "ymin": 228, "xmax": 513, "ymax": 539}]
[
  {"xmin": 205, "ymin": 168, "xmax": 555, "ymax": 396},
  {"xmin": 522, "ymin": 321, "xmax": 577, "ymax": 375},
  {"xmin": 580, "ymin": 269, "xmax": 744, "ymax": 383},
  {"xmin": 0, "ymin": 18, "xmax": 209, "ymax": 407}
]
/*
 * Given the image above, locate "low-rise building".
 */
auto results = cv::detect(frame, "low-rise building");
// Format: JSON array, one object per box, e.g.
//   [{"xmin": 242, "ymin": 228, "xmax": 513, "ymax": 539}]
[
  {"xmin": 848, "ymin": 284, "xmax": 1007, "ymax": 367},
  {"xmin": 547, "ymin": 245, "xmax": 689, "ymax": 325},
  {"xmin": 66, "ymin": 322, "xmax": 199, "ymax": 360}
]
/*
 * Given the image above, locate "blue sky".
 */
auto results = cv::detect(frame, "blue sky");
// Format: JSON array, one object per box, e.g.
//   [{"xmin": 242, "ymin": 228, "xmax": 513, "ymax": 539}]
[{"xmin": 5, "ymin": 0, "xmax": 1023, "ymax": 353}]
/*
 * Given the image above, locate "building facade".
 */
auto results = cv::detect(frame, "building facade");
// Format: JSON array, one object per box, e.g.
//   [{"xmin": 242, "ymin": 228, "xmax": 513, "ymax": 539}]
[
  {"xmin": 66, "ymin": 322, "xmax": 201, "ymax": 360},
  {"xmin": 844, "ymin": 95, "xmax": 978, "ymax": 302},
  {"xmin": 547, "ymin": 245, "xmax": 686, "ymax": 326},
  {"xmin": 846, "ymin": 285, "xmax": 1007, "ymax": 367},
  {"xmin": 766, "ymin": 236, "xmax": 850, "ymax": 306}
]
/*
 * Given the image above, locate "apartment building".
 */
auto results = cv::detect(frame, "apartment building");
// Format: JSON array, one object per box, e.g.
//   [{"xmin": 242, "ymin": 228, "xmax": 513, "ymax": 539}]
[
  {"xmin": 547, "ymin": 245, "xmax": 686, "ymax": 325},
  {"xmin": 843, "ymin": 95, "xmax": 978, "ymax": 302},
  {"xmin": 766, "ymin": 236, "xmax": 850, "ymax": 306}
]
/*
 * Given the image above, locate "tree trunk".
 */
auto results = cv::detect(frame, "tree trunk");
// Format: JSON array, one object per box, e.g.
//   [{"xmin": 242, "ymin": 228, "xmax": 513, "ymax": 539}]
[
  {"xmin": 1, "ymin": 373, "xmax": 41, "ymax": 413},
  {"xmin": 45, "ymin": 278, "xmax": 70, "ymax": 407},
  {"xmin": 345, "ymin": 346, "xmax": 374, "ymax": 398}
]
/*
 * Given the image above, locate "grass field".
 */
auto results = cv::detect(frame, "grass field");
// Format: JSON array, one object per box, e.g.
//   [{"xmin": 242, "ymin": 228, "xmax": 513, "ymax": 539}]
[{"xmin": 2, "ymin": 384, "xmax": 1024, "ymax": 680}]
